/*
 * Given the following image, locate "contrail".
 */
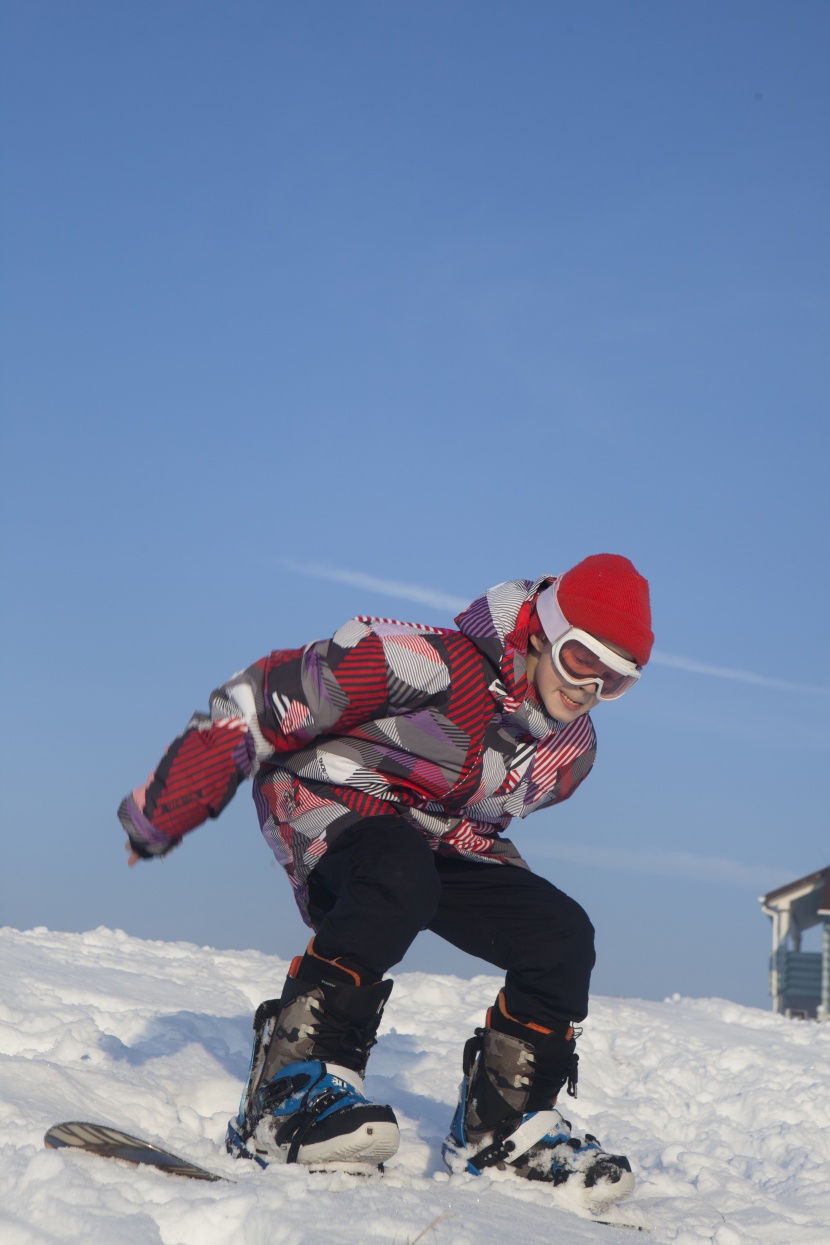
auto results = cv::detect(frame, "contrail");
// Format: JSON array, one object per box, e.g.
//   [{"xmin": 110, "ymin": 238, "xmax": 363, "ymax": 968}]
[
  {"xmin": 280, "ymin": 561, "xmax": 828, "ymax": 695},
  {"xmin": 280, "ymin": 561, "xmax": 470, "ymax": 614},
  {"xmin": 647, "ymin": 651, "xmax": 825, "ymax": 693}
]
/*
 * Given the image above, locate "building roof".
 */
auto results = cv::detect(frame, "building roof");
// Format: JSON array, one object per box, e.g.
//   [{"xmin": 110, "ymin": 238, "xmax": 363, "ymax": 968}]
[{"xmin": 761, "ymin": 866, "xmax": 830, "ymax": 920}]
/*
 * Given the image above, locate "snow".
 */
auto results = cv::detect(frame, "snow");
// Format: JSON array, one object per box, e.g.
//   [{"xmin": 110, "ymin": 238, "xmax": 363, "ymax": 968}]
[{"xmin": 1, "ymin": 927, "xmax": 829, "ymax": 1245}]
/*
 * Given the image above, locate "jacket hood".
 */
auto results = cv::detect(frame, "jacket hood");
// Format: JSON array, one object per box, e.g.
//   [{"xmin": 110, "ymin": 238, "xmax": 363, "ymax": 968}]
[{"xmin": 455, "ymin": 575, "xmax": 564, "ymax": 739}]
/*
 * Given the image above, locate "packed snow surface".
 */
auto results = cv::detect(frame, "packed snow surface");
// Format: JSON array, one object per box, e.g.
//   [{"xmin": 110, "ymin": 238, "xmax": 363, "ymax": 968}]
[{"xmin": 1, "ymin": 928, "xmax": 828, "ymax": 1245}]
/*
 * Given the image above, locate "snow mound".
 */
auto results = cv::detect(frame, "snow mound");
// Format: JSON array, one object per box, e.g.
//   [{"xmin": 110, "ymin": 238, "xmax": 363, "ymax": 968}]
[{"xmin": 1, "ymin": 926, "xmax": 828, "ymax": 1244}]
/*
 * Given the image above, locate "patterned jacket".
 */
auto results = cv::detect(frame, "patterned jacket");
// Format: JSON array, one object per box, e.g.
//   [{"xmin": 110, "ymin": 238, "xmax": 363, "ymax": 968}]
[{"xmin": 119, "ymin": 577, "xmax": 597, "ymax": 924}]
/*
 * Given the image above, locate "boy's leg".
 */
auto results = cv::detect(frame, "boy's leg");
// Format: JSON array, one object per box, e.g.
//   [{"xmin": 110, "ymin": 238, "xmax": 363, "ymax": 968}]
[
  {"xmin": 228, "ymin": 815, "xmax": 441, "ymax": 1168},
  {"xmin": 307, "ymin": 814, "xmax": 443, "ymax": 976},
  {"xmin": 428, "ymin": 855, "xmax": 590, "ymax": 1134},
  {"xmin": 427, "ymin": 855, "xmax": 595, "ymax": 1026},
  {"xmin": 431, "ymin": 858, "xmax": 634, "ymax": 1201}
]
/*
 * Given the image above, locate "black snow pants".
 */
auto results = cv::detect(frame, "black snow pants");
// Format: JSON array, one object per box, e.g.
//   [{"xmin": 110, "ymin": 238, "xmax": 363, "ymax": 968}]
[{"xmin": 306, "ymin": 815, "xmax": 596, "ymax": 1028}]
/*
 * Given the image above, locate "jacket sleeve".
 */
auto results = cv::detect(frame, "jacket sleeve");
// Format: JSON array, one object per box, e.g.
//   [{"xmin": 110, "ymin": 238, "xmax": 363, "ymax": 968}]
[
  {"xmin": 117, "ymin": 674, "xmax": 265, "ymax": 858},
  {"xmin": 257, "ymin": 621, "xmax": 411, "ymax": 751},
  {"xmin": 118, "ymin": 620, "xmax": 448, "ymax": 858}
]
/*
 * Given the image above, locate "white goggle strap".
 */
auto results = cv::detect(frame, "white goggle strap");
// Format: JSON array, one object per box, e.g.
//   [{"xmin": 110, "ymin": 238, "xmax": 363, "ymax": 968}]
[{"xmin": 534, "ymin": 580, "xmax": 571, "ymax": 644}]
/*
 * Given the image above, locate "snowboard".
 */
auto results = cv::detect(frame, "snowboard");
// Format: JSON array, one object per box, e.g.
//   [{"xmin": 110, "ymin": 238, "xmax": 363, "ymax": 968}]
[
  {"xmin": 44, "ymin": 1120, "xmax": 647, "ymax": 1230},
  {"xmin": 44, "ymin": 1121, "xmax": 227, "ymax": 1182}
]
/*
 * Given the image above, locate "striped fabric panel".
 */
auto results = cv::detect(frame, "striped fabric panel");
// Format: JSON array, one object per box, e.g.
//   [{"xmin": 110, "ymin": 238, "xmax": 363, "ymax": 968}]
[
  {"xmin": 326, "ymin": 635, "xmax": 390, "ymax": 729},
  {"xmin": 440, "ymin": 819, "xmax": 508, "ymax": 860},
  {"xmin": 356, "ymin": 616, "xmax": 456, "ymax": 636},
  {"xmin": 336, "ymin": 786, "xmax": 397, "ymax": 820},
  {"xmin": 145, "ymin": 720, "xmax": 249, "ymax": 836},
  {"xmin": 528, "ymin": 714, "xmax": 595, "ymax": 794},
  {"xmin": 441, "ymin": 635, "xmax": 493, "ymax": 736}
]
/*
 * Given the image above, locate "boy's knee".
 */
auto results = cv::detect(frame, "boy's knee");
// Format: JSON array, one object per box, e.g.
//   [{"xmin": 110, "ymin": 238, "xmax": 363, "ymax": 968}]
[
  {"xmin": 556, "ymin": 896, "xmax": 596, "ymax": 979},
  {"xmin": 567, "ymin": 898, "xmax": 596, "ymax": 958},
  {"xmin": 542, "ymin": 888, "xmax": 595, "ymax": 959}
]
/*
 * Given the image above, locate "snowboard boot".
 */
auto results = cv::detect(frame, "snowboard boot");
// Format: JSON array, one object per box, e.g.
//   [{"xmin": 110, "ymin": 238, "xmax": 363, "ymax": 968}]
[
  {"xmin": 226, "ymin": 941, "xmax": 399, "ymax": 1172},
  {"xmin": 442, "ymin": 991, "xmax": 634, "ymax": 1209}
]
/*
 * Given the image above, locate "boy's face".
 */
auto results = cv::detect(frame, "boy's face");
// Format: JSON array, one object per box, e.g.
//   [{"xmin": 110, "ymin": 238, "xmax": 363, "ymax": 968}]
[{"xmin": 528, "ymin": 631, "xmax": 635, "ymax": 723}]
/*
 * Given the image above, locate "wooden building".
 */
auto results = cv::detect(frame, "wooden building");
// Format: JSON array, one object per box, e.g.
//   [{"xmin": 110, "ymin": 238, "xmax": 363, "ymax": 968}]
[{"xmin": 760, "ymin": 866, "xmax": 830, "ymax": 1019}]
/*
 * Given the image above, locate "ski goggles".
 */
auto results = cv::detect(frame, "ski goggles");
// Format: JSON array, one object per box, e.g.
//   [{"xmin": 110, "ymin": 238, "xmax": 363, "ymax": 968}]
[{"xmin": 550, "ymin": 629, "xmax": 641, "ymax": 701}]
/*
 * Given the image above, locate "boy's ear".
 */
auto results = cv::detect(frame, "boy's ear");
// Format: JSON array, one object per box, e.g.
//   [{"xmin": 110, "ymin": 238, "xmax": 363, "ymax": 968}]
[{"xmin": 528, "ymin": 632, "xmax": 546, "ymax": 654}]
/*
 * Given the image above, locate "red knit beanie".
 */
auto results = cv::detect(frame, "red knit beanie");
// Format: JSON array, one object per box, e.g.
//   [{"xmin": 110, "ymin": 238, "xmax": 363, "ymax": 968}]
[{"xmin": 557, "ymin": 554, "xmax": 654, "ymax": 666}]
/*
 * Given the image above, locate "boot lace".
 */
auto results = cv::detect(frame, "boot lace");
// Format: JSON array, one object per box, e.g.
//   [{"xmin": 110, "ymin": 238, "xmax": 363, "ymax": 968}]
[{"xmin": 308, "ymin": 998, "xmax": 379, "ymax": 1068}]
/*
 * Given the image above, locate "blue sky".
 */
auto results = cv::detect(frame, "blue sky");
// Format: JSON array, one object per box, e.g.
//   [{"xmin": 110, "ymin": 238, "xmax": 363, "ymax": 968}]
[{"xmin": 1, "ymin": 1, "xmax": 827, "ymax": 1009}]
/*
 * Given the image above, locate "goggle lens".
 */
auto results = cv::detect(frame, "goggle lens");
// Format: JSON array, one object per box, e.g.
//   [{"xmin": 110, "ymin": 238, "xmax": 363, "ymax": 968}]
[{"xmin": 555, "ymin": 638, "xmax": 640, "ymax": 700}]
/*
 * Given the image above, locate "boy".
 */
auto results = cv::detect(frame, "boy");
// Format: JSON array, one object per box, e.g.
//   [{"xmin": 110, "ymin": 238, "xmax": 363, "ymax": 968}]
[{"xmin": 119, "ymin": 553, "xmax": 652, "ymax": 1206}]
